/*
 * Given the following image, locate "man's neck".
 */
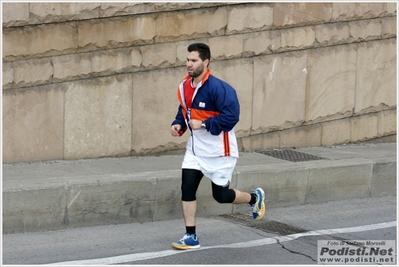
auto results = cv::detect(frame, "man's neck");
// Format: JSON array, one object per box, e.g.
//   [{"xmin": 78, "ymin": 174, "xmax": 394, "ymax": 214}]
[{"xmin": 192, "ymin": 69, "xmax": 208, "ymax": 87}]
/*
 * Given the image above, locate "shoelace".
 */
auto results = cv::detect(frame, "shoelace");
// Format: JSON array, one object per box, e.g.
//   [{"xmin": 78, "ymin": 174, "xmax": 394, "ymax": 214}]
[{"xmin": 180, "ymin": 234, "xmax": 192, "ymax": 241}]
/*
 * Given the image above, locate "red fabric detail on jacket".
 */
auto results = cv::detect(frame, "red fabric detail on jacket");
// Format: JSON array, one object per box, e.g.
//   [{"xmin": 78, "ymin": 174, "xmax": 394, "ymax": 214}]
[{"xmin": 183, "ymin": 78, "xmax": 195, "ymax": 108}]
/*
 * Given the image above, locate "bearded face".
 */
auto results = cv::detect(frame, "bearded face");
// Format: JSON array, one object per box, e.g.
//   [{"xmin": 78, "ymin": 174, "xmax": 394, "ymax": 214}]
[{"xmin": 186, "ymin": 51, "xmax": 208, "ymax": 78}]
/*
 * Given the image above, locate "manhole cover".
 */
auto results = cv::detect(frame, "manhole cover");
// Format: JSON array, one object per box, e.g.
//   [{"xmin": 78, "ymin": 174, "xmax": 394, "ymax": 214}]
[
  {"xmin": 219, "ymin": 213, "xmax": 308, "ymax": 236},
  {"xmin": 256, "ymin": 149, "xmax": 327, "ymax": 162}
]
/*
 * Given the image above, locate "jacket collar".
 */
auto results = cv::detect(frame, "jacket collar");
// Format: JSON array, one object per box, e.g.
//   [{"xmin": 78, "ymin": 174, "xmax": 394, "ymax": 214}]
[{"xmin": 181, "ymin": 69, "xmax": 212, "ymax": 87}]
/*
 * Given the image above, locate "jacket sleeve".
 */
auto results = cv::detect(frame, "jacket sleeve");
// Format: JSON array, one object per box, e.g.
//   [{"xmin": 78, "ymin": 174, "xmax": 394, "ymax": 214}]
[
  {"xmin": 206, "ymin": 81, "xmax": 240, "ymax": 135},
  {"xmin": 172, "ymin": 105, "xmax": 187, "ymax": 135}
]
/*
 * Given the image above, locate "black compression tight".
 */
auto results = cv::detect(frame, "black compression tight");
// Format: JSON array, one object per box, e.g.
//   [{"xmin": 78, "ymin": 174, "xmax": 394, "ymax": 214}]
[
  {"xmin": 211, "ymin": 182, "xmax": 236, "ymax": 203},
  {"xmin": 181, "ymin": 169, "xmax": 236, "ymax": 203},
  {"xmin": 181, "ymin": 169, "xmax": 203, "ymax": 201}
]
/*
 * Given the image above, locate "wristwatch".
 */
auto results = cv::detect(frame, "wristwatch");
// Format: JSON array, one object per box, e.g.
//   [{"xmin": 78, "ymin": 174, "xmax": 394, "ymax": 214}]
[{"xmin": 201, "ymin": 121, "xmax": 206, "ymax": 129}]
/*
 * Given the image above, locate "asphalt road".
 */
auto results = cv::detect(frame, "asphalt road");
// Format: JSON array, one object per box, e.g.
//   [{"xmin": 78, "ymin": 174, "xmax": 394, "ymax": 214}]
[{"xmin": 2, "ymin": 195, "xmax": 397, "ymax": 265}]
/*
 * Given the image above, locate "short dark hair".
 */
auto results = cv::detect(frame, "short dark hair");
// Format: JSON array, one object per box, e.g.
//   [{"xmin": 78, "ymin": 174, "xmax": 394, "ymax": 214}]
[{"xmin": 187, "ymin": 43, "xmax": 211, "ymax": 62}]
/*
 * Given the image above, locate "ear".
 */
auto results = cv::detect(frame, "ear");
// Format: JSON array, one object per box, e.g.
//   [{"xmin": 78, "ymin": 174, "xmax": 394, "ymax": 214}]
[{"xmin": 204, "ymin": 58, "xmax": 210, "ymax": 68}]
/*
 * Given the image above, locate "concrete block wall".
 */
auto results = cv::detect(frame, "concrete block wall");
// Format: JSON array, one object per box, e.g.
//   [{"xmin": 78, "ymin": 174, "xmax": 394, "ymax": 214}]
[{"xmin": 2, "ymin": 2, "xmax": 397, "ymax": 163}]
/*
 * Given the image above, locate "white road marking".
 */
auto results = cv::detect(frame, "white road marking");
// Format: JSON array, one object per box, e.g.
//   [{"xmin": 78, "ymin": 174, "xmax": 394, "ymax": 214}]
[{"xmin": 48, "ymin": 221, "xmax": 396, "ymax": 265}]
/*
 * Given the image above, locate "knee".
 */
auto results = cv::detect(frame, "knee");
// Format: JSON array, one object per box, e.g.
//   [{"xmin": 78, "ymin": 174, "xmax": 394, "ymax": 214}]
[
  {"xmin": 181, "ymin": 183, "xmax": 196, "ymax": 201},
  {"xmin": 213, "ymin": 192, "xmax": 228, "ymax": 203},
  {"xmin": 212, "ymin": 188, "xmax": 235, "ymax": 204},
  {"xmin": 182, "ymin": 191, "xmax": 196, "ymax": 202}
]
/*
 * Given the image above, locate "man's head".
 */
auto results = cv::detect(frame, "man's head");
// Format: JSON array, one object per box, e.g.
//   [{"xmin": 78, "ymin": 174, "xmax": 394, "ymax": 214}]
[
  {"xmin": 186, "ymin": 43, "xmax": 211, "ymax": 78},
  {"xmin": 187, "ymin": 43, "xmax": 211, "ymax": 64}
]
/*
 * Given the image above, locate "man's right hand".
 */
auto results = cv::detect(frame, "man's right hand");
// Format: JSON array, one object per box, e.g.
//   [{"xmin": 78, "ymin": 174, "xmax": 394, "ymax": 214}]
[{"xmin": 170, "ymin": 124, "xmax": 182, "ymax": 137}]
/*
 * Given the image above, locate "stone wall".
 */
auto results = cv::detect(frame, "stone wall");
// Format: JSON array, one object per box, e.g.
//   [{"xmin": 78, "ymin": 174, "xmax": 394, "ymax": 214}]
[{"xmin": 2, "ymin": 2, "xmax": 397, "ymax": 163}]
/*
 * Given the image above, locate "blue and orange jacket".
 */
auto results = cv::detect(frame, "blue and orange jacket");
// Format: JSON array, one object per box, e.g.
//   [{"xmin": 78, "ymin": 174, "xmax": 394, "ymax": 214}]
[{"xmin": 172, "ymin": 70, "xmax": 240, "ymax": 158}]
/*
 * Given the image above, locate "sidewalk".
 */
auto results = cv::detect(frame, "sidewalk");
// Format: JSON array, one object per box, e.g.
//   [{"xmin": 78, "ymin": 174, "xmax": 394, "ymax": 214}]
[{"xmin": 2, "ymin": 142, "xmax": 396, "ymax": 234}]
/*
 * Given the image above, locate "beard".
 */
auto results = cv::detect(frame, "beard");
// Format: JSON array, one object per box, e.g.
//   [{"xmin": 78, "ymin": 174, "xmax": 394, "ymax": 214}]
[{"xmin": 188, "ymin": 64, "xmax": 204, "ymax": 78}]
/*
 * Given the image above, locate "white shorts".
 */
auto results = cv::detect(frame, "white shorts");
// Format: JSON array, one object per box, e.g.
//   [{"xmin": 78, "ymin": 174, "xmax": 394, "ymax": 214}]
[{"xmin": 182, "ymin": 152, "xmax": 237, "ymax": 186}]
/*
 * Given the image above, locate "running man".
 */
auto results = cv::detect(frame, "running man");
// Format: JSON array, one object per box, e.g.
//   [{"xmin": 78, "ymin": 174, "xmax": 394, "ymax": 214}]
[{"xmin": 170, "ymin": 43, "xmax": 266, "ymax": 250}]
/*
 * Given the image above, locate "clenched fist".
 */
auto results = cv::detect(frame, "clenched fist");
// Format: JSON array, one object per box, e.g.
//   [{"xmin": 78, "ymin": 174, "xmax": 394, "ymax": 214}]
[
  {"xmin": 170, "ymin": 124, "xmax": 181, "ymax": 136},
  {"xmin": 189, "ymin": 119, "xmax": 202, "ymax": 130}
]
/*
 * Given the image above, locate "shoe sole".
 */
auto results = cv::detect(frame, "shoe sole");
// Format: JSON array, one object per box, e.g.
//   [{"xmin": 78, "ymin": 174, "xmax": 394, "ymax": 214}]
[
  {"xmin": 254, "ymin": 188, "xmax": 266, "ymax": 221},
  {"xmin": 171, "ymin": 243, "xmax": 201, "ymax": 250},
  {"xmin": 255, "ymin": 202, "xmax": 266, "ymax": 221}
]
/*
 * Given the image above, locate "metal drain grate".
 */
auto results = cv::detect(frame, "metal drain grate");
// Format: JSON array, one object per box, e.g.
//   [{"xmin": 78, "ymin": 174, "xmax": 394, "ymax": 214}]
[
  {"xmin": 219, "ymin": 213, "xmax": 308, "ymax": 236},
  {"xmin": 256, "ymin": 149, "xmax": 327, "ymax": 162}
]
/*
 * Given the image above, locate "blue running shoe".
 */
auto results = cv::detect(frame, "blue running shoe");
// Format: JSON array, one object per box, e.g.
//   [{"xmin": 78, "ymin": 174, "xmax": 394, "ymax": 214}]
[
  {"xmin": 171, "ymin": 233, "xmax": 200, "ymax": 250},
  {"xmin": 250, "ymin": 187, "xmax": 266, "ymax": 220}
]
